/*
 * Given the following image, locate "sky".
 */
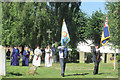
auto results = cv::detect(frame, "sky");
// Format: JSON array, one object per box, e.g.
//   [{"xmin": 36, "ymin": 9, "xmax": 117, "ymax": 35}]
[{"xmin": 80, "ymin": 2, "xmax": 107, "ymax": 16}]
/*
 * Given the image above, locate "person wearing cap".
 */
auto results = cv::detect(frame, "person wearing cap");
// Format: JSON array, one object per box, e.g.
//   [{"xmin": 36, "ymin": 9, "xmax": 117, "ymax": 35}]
[
  {"xmin": 22, "ymin": 47, "xmax": 30, "ymax": 66},
  {"xmin": 11, "ymin": 45, "xmax": 21, "ymax": 66},
  {"xmin": 92, "ymin": 44, "xmax": 102, "ymax": 75}
]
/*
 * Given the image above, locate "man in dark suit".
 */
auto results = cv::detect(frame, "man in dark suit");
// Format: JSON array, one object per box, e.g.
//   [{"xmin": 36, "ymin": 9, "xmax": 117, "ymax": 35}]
[{"xmin": 92, "ymin": 44, "xmax": 102, "ymax": 75}]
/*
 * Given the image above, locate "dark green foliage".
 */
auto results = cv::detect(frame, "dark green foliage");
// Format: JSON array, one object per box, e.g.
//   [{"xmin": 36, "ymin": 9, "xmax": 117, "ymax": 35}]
[
  {"xmin": 2, "ymin": 2, "xmax": 87, "ymax": 49},
  {"xmin": 83, "ymin": 10, "xmax": 105, "ymax": 45},
  {"xmin": 117, "ymin": 54, "xmax": 120, "ymax": 62},
  {"xmin": 105, "ymin": 2, "xmax": 120, "ymax": 47}
]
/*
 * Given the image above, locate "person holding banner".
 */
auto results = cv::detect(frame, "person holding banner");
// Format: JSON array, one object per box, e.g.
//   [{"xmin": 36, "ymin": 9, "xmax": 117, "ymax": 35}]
[
  {"xmin": 92, "ymin": 16, "xmax": 110, "ymax": 75},
  {"xmin": 58, "ymin": 45, "xmax": 72, "ymax": 77},
  {"xmin": 58, "ymin": 19, "xmax": 72, "ymax": 77},
  {"xmin": 32, "ymin": 45, "xmax": 42, "ymax": 67},
  {"xmin": 92, "ymin": 44, "xmax": 102, "ymax": 75}
]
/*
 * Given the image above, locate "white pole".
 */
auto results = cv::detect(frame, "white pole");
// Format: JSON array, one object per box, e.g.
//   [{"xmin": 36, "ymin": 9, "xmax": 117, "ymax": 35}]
[{"xmin": 114, "ymin": 50, "xmax": 116, "ymax": 70}]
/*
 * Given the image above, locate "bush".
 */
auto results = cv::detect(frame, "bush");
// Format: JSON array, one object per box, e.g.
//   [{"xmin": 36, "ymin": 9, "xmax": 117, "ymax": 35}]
[{"xmin": 116, "ymin": 53, "xmax": 120, "ymax": 62}]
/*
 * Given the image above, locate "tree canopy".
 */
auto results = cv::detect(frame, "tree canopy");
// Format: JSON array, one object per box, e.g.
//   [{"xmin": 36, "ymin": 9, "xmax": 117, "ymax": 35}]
[
  {"xmin": 105, "ymin": 1, "xmax": 120, "ymax": 48},
  {"xmin": 2, "ymin": 2, "xmax": 120, "ymax": 50},
  {"xmin": 2, "ymin": 2, "xmax": 86, "ymax": 49}
]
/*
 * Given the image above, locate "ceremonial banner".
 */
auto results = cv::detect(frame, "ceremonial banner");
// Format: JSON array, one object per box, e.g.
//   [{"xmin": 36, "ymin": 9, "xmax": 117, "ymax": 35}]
[
  {"xmin": 101, "ymin": 17, "xmax": 110, "ymax": 46},
  {"xmin": 61, "ymin": 19, "xmax": 70, "ymax": 46}
]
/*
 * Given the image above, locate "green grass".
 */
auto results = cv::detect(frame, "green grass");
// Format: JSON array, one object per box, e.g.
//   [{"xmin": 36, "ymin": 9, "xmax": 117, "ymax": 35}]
[{"xmin": 2, "ymin": 60, "xmax": 118, "ymax": 78}]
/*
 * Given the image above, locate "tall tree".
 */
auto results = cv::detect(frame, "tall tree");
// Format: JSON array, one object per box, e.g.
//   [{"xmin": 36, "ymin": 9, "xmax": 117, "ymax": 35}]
[
  {"xmin": 105, "ymin": 2, "xmax": 120, "ymax": 47},
  {"xmin": 83, "ymin": 10, "xmax": 105, "ymax": 45},
  {"xmin": 2, "ymin": 2, "xmax": 51, "ymax": 49},
  {"xmin": 2, "ymin": 2, "xmax": 88, "ymax": 50},
  {"xmin": 48, "ymin": 2, "xmax": 88, "ymax": 48}
]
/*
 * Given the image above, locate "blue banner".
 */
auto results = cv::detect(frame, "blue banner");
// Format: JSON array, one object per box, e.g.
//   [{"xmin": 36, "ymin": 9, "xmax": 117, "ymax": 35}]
[{"xmin": 101, "ymin": 17, "xmax": 110, "ymax": 46}]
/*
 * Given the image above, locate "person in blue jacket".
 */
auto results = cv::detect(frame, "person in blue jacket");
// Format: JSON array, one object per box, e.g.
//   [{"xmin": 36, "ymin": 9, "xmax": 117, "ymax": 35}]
[
  {"xmin": 22, "ymin": 47, "xmax": 30, "ymax": 66},
  {"xmin": 11, "ymin": 45, "xmax": 21, "ymax": 66}
]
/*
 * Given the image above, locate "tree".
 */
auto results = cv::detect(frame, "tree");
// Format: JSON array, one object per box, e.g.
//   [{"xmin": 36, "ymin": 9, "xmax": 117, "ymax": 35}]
[
  {"xmin": 2, "ymin": 2, "xmax": 52, "ymax": 49},
  {"xmin": 48, "ymin": 2, "xmax": 88, "ymax": 48},
  {"xmin": 2, "ymin": 2, "xmax": 25, "ymax": 46},
  {"xmin": 83, "ymin": 10, "xmax": 105, "ymax": 45},
  {"xmin": 105, "ymin": 2, "xmax": 120, "ymax": 62},
  {"xmin": 105, "ymin": 1, "xmax": 120, "ymax": 47},
  {"xmin": 2, "ymin": 2, "xmax": 89, "ymax": 50}
]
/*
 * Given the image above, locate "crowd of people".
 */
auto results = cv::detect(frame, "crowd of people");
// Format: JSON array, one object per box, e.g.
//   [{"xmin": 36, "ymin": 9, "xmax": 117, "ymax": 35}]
[
  {"xmin": 6, "ymin": 44, "xmax": 57, "ymax": 67},
  {"xmin": 6, "ymin": 44, "xmax": 101, "ymax": 77},
  {"xmin": 6, "ymin": 44, "xmax": 73, "ymax": 77}
]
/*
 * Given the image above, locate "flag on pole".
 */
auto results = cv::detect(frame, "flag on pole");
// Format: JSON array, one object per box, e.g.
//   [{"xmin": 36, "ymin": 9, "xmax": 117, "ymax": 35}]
[
  {"xmin": 61, "ymin": 19, "xmax": 70, "ymax": 46},
  {"xmin": 101, "ymin": 17, "xmax": 110, "ymax": 46}
]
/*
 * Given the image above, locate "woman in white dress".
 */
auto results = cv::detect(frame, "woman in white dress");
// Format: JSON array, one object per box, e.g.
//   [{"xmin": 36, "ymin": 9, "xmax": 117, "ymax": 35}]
[
  {"xmin": 45, "ymin": 45, "xmax": 52, "ymax": 67},
  {"xmin": 32, "ymin": 45, "xmax": 42, "ymax": 67}
]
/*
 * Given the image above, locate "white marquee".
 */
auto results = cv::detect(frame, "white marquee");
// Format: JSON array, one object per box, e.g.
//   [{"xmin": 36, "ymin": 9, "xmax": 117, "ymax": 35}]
[{"xmin": 77, "ymin": 40, "xmax": 120, "ymax": 53}]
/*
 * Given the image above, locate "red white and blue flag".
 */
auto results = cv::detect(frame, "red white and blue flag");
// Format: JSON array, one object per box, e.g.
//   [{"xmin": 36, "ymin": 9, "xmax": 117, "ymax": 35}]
[{"xmin": 101, "ymin": 17, "xmax": 110, "ymax": 46}]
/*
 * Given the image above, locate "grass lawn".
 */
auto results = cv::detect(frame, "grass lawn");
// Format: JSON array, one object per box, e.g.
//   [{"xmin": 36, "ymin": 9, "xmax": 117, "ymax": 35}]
[{"xmin": 2, "ymin": 59, "xmax": 118, "ymax": 78}]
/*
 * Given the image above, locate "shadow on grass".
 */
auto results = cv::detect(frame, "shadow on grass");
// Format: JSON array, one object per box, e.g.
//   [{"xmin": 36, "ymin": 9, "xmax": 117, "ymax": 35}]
[
  {"xmin": 65, "ymin": 73, "xmax": 89, "ymax": 77},
  {"xmin": 9, "ymin": 72, "xmax": 22, "ymax": 76},
  {"xmin": 6, "ymin": 60, "xmax": 11, "ymax": 62},
  {"xmin": 98, "ymin": 73, "xmax": 111, "ymax": 75}
]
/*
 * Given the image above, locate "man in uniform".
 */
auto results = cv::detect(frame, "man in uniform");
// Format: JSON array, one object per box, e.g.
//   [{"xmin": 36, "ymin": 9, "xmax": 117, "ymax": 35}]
[
  {"xmin": 57, "ymin": 45, "xmax": 72, "ymax": 77},
  {"xmin": 92, "ymin": 44, "xmax": 102, "ymax": 75}
]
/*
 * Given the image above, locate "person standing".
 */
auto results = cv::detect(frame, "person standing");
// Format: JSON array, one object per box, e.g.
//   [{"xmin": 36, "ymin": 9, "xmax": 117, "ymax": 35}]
[
  {"xmin": 22, "ymin": 47, "xmax": 30, "ymax": 66},
  {"xmin": 45, "ymin": 45, "xmax": 52, "ymax": 67},
  {"xmin": 32, "ymin": 45, "xmax": 42, "ymax": 67},
  {"xmin": 11, "ymin": 45, "xmax": 21, "ymax": 66},
  {"xmin": 6, "ymin": 46, "xmax": 11, "ymax": 60},
  {"xmin": 51, "ymin": 44, "xmax": 57, "ymax": 63},
  {"xmin": 58, "ymin": 19, "xmax": 71, "ymax": 77},
  {"xmin": 57, "ymin": 45, "xmax": 72, "ymax": 77},
  {"xmin": 93, "ymin": 45, "xmax": 102, "ymax": 75},
  {"xmin": 29, "ymin": 49, "xmax": 34, "ymax": 63}
]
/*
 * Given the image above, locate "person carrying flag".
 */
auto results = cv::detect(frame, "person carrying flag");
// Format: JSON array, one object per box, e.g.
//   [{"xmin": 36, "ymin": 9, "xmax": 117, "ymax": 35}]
[
  {"xmin": 93, "ymin": 16, "xmax": 110, "ymax": 75},
  {"xmin": 57, "ymin": 19, "xmax": 72, "ymax": 77},
  {"xmin": 93, "ymin": 44, "xmax": 102, "ymax": 75}
]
